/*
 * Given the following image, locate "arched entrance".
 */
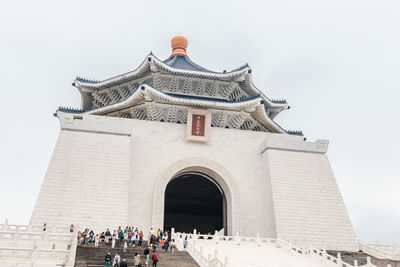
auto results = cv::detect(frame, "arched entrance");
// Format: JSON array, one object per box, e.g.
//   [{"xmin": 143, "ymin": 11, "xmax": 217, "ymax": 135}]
[{"xmin": 164, "ymin": 172, "xmax": 227, "ymax": 235}]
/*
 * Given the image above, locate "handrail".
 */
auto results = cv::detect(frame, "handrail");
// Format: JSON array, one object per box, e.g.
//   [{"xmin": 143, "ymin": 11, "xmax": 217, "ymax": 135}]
[
  {"xmin": 359, "ymin": 242, "xmax": 400, "ymax": 261},
  {"xmin": 0, "ymin": 220, "xmax": 75, "ymax": 266},
  {"xmin": 173, "ymin": 231, "xmax": 227, "ymax": 267},
  {"xmin": 172, "ymin": 231, "xmax": 383, "ymax": 267},
  {"xmin": 64, "ymin": 230, "xmax": 78, "ymax": 267}
]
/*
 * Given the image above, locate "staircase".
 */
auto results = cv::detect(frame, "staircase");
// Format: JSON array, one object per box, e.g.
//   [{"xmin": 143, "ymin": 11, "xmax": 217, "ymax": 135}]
[
  {"xmin": 328, "ymin": 251, "xmax": 400, "ymax": 267},
  {"xmin": 74, "ymin": 240, "xmax": 199, "ymax": 267}
]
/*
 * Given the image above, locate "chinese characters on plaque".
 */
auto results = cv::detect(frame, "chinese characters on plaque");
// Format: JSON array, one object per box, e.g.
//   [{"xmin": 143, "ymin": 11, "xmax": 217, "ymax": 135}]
[
  {"xmin": 186, "ymin": 109, "xmax": 210, "ymax": 142},
  {"xmin": 191, "ymin": 115, "xmax": 205, "ymax": 136}
]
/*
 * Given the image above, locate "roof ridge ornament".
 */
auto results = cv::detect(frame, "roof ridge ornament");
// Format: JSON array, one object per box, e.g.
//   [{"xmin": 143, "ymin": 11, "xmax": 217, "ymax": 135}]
[{"xmin": 170, "ymin": 35, "xmax": 188, "ymax": 57}]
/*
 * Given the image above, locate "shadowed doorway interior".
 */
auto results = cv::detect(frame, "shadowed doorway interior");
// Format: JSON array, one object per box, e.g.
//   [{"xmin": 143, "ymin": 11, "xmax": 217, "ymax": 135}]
[{"xmin": 164, "ymin": 172, "xmax": 226, "ymax": 235}]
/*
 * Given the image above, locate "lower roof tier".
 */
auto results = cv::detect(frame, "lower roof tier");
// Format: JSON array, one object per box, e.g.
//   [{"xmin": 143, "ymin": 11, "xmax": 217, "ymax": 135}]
[{"xmin": 56, "ymin": 84, "xmax": 303, "ymax": 135}]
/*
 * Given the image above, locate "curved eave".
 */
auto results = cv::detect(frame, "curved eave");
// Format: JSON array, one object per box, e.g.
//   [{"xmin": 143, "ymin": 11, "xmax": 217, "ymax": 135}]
[
  {"xmin": 72, "ymin": 53, "xmax": 288, "ymax": 114},
  {"xmin": 73, "ymin": 53, "xmax": 250, "ymax": 90},
  {"xmin": 80, "ymin": 84, "xmax": 285, "ymax": 134}
]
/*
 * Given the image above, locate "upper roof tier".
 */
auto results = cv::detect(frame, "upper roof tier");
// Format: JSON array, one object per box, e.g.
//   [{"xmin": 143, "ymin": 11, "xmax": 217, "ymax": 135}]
[
  {"xmin": 73, "ymin": 36, "xmax": 287, "ymax": 113},
  {"xmin": 163, "ymin": 55, "xmax": 217, "ymax": 73},
  {"xmin": 65, "ymin": 36, "xmax": 301, "ymax": 135}
]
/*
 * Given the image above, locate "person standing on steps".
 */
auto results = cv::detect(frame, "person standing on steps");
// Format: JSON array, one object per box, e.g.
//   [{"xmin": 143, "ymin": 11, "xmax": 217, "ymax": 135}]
[
  {"xmin": 105, "ymin": 252, "xmax": 112, "ymax": 267},
  {"xmin": 151, "ymin": 250, "xmax": 158, "ymax": 267},
  {"xmin": 183, "ymin": 236, "xmax": 188, "ymax": 251},
  {"xmin": 119, "ymin": 258, "xmax": 128, "ymax": 267},
  {"xmin": 113, "ymin": 252, "xmax": 120, "ymax": 267},
  {"xmin": 160, "ymin": 239, "xmax": 165, "ymax": 252},
  {"xmin": 123, "ymin": 240, "xmax": 128, "ymax": 252},
  {"xmin": 133, "ymin": 252, "xmax": 141, "ymax": 267},
  {"xmin": 112, "ymin": 234, "xmax": 116, "ymax": 248},
  {"xmin": 144, "ymin": 245, "xmax": 150, "ymax": 265},
  {"xmin": 132, "ymin": 232, "xmax": 136, "ymax": 247},
  {"xmin": 138, "ymin": 231, "xmax": 143, "ymax": 248},
  {"xmin": 164, "ymin": 238, "xmax": 169, "ymax": 253},
  {"xmin": 128, "ymin": 231, "xmax": 133, "ymax": 245},
  {"xmin": 170, "ymin": 239, "xmax": 176, "ymax": 253},
  {"xmin": 119, "ymin": 230, "xmax": 124, "ymax": 242},
  {"xmin": 105, "ymin": 228, "xmax": 111, "ymax": 244},
  {"xmin": 95, "ymin": 234, "xmax": 99, "ymax": 247}
]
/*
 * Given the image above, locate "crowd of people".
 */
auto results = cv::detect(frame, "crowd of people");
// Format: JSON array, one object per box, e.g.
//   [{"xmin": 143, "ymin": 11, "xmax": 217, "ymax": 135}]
[{"xmin": 76, "ymin": 226, "xmax": 184, "ymax": 267}]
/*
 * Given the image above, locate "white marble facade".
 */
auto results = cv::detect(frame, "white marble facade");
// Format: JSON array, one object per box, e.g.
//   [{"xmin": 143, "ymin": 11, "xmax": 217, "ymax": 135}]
[
  {"xmin": 30, "ymin": 36, "xmax": 359, "ymax": 252},
  {"xmin": 30, "ymin": 113, "xmax": 358, "ymax": 251}
]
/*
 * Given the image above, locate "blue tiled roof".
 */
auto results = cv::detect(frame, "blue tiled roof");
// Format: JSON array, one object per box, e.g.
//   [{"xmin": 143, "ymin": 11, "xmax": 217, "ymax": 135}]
[
  {"xmin": 75, "ymin": 76, "xmax": 100, "ymax": 84},
  {"xmin": 286, "ymin": 130, "xmax": 303, "ymax": 136},
  {"xmin": 271, "ymin": 99, "xmax": 287, "ymax": 104},
  {"xmin": 165, "ymin": 92, "xmax": 261, "ymax": 103},
  {"xmin": 56, "ymin": 90, "xmax": 263, "ymax": 115},
  {"xmin": 163, "ymin": 55, "xmax": 218, "ymax": 73},
  {"xmin": 57, "ymin": 106, "xmax": 84, "ymax": 113}
]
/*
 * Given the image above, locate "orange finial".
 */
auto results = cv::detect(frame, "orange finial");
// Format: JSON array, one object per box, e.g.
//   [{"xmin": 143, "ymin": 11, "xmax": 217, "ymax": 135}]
[{"xmin": 170, "ymin": 35, "xmax": 188, "ymax": 57}]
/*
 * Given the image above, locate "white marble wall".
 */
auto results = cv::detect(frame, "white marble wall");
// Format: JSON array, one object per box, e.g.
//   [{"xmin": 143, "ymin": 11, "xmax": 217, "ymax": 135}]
[
  {"xmin": 262, "ymin": 146, "xmax": 358, "ymax": 251},
  {"xmin": 30, "ymin": 113, "xmax": 358, "ymax": 251},
  {"xmin": 30, "ymin": 114, "xmax": 131, "ymax": 232}
]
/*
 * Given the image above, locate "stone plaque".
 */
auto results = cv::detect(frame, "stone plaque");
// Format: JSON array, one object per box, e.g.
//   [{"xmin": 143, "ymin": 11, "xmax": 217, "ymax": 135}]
[
  {"xmin": 191, "ymin": 115, "xmax": 205, "ymax": 136},
  {"xmin": 186, "ymin": 108, "xmax": 211, "ymax": 142}
]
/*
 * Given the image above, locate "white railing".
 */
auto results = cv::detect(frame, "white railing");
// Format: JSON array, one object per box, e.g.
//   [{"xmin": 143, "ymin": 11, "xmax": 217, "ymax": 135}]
[
  {"xmin": 173, "ymin": 230, "xmax": 277, "ymax": 248},
  {"xmin": 173, "ymin": 230, "xmax": 228, "ymax": 267},
  {"xmin": 65, "ymin": 229, "xmax": 78, "ymax": 267},
  {"xmin": 172, "ymin": 230, "xmax": 308, "ymax": 267},
  {"xmin": 309, "ymin": 247, "xmax": 383, "ymax": 267},
  {"xmin": 0, "ymin": 219, "xmax": 70, "ymax": 234},
  {"xmin": 171, "ymin": 230, "xmax": 392, "ymax": 267},
  {"xmin": 359, "ymin": 242, "xmax": 400, "ymax": 261},
  {"xmin": 0, "ymin": 220, "xmax": 76, "ymax": 266}
]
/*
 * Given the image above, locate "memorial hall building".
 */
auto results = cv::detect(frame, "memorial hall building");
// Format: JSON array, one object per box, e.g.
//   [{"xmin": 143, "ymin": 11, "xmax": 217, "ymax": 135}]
[{"xmin": 30, "ymin": 36, "xmax": 359, "ymax": 251}]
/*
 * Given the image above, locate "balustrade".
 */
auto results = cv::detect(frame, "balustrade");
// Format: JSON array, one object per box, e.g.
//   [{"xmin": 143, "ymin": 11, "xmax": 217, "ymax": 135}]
[
  {"xmin": 0, "ymin": 219, "xmax": 76, "ymax": 266},
  {"xmin": 172, "ymin": 229, "xmax": 394, "ymax": 267}
]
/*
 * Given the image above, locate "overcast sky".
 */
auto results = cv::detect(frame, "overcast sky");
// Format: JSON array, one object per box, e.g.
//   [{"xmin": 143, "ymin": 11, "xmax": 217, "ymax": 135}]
[{"xmin": 0, "ymin": 0, "xmax": 399, "ymax": 244}]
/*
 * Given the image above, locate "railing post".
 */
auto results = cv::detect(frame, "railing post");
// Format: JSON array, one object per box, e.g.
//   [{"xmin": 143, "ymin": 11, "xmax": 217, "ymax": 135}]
[
  {"xmin": 367, "ymin": 256, "xmax": 371, "ymax": 265},
  {"xmin": 322, "ymin": 249, "xmax": 327, "ymax": 259},
  {"xmin": 4, "ymin": 218, "xmax": 9, "ymax": 231},
  {"xmin": 13, "ymin": 228, "xmax": 19, "ymax": 241},
  {"xmin": 337, "ymin": 252, "xmax": 342, "ymax": 265},
  {"xmin": 224, "ymin": 256, "xmax": 229, "ymax": 267},
  {"xmin": 43, "ymin": 230, "xmax": 49, "ymax": 242},
  {"xmin": 214, "ymin": 230, "xmax": 218, "ymax": 244},
  {"xmin": 354, "ymin": 259, "xmax": 358, "ymax": 267},
  {"xmin": 31, "ymin": 242, "xmax": 37, "ymax": 263},
  {"xmin": 235, "ymin": 232, "xmax": 239, "ymax": 246},
  {"xmin": 256, "ymin": 233, "xmax": 260, "ymax": 247},
  {"xmin": 171, "ymin": 227, "xmax": 175, "ymax": 239}
]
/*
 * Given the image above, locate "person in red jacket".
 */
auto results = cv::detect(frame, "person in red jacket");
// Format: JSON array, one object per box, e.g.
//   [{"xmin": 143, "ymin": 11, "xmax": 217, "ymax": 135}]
[{"xmin": 151, "ymin": 251, "xmax": 158, "ymax": 267}]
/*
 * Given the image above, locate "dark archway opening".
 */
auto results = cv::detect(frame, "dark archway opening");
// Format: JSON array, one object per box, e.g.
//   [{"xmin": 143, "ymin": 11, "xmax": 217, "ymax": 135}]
[{"xmin": 164, "ymin": 173, "xmax": 226, "ymax": 235}]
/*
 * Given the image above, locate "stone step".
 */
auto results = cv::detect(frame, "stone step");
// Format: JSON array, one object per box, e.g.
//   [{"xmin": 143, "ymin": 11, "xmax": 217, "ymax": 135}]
[
  {"xmin": 328, "ymin": 250, "xmax": 400, "ymax": 267},
  {"xmin": 74, "ymin": 241, "xmax": 199, "ymax": 267}
]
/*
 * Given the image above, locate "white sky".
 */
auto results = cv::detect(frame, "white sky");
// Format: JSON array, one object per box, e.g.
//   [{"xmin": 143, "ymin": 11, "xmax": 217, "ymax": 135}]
[{"xmin": 0, "ymin": 0, "xmax": 399, "ymax": 244}]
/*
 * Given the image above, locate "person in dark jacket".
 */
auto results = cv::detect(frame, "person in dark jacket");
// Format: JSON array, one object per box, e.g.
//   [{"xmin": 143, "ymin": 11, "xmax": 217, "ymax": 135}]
[
  {"xmin": 151, "ymin": 251, "xmax": 158, "ymax": 267},
  {"xmin": 144, "ymin": 246, "xmax": 151, "ymax": 265},
  {"xmin": 105, "ymin": 252, "xmax": 112, "ymax": 267},
  {"xmin": 164, "ymin": 239, "xmax": 169, "ymax": 253},
  {"xmin": 120, "ymin": 259, "xmax": 128, "ymax": 267}
]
